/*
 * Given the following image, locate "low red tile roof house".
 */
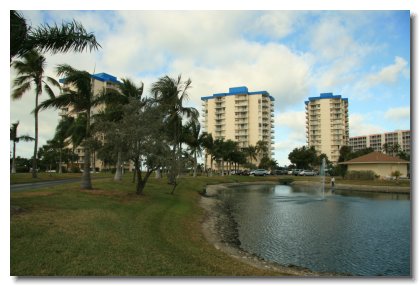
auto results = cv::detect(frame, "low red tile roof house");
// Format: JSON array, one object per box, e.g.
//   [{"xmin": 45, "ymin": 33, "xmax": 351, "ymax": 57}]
[
  {"xmin": 338, "ymin": 151, "xmax": 409, "ymax": 178},
  {"xmin": 338, "ymin": 151, "xmax": 409, "ymax": 165}
]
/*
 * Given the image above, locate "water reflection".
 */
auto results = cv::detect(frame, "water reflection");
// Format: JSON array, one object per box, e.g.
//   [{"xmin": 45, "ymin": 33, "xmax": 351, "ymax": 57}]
[{"xmin": 220, "ymin": 184, "xmax": 411, "ymax": 276}]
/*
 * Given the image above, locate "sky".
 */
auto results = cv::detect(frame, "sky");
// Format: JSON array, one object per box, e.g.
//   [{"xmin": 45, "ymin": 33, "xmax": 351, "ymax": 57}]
[{"xmin": 9, "ymin": 9, "xmax": 411, "ymax": 167}]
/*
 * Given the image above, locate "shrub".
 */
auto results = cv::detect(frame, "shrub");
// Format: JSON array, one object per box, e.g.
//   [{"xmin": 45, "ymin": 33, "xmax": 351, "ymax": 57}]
[
  {"xmin": 345, "ymin": 170, "xmax": 376, "ymax": 180},
  {"xmin": 391, "ymin": 170, "xmax": 402, "ymax": 179},
  {"xmin": 70, "ymin": 166, "xmax": 80, "ymax": 173}
]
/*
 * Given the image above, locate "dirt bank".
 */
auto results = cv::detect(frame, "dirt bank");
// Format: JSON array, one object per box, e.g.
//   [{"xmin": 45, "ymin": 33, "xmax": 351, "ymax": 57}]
[{"xmin": 199, "ymin": 183, "xmax": 340, "ymax": 276}]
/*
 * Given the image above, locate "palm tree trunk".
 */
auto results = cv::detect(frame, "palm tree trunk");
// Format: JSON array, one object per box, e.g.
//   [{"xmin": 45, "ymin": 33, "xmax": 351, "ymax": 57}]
[
  {"xmin": 81, "ymin": 108, "xmax": 92, "ymax": 189},
  {"xmin": 204, "ymin": 153, "xmax": 208, "ymax": 176},
  {"xmin": 32, "ymin": 92, "xmax": 39, "ymax": 178},
  {"xmin": 114, "ymin": 150, "xmax": 122, "ymax": 181},
  {"xmin": 193, "ymin": 151, "xmax": 197, "ymax": 177},
  {"xmin": 58, "ymin": 148, "xmax": 62, "ymax": 174},
  {"xmin": 221, "ymin": 159, "xmax": 225, "ymax": 176},
  {"xmin": 11, "ymin": 141, "xmax": 16, "ymax": 173},
  {"xmin": 210, "ymin": 157, "xmax": 213, "ymax": 177}
]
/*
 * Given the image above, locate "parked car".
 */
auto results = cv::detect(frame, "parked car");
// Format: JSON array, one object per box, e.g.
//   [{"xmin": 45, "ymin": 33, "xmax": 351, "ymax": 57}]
[
  {"xmin": 250, "ymin": 169, "xmax": 269, "ymax": 176},
  {"xmin": 274, "ymin": 169, "xmax": 288, "ymax": 175},
  {"xmin": 292, "ymin": 169, "xmax": 303, "ymax": 176},
  {"xmin": 240, "ymin": 170, "xmax": 250, "ymax": 176},
  {"xmin": 299, "ymin": 170, "xmax": 317, "ymax": 176}
]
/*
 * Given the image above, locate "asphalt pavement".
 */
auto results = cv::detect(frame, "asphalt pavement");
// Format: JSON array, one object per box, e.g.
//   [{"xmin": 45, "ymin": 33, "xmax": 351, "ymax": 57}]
[{"xmin": 10, "ymin": 178, "xmax": 82, "ymax": 192}]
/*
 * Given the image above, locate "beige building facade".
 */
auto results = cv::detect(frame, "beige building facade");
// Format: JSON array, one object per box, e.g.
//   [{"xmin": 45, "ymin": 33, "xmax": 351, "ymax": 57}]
[
  {"xmin": 201, "ymin": 86, "xmax": 275, "ymax": 168},
  {"xmin": 349, "ymin": 130, "xmax": 411, "ymax": 155},
  {"xmin": 305, "ymin": 93, "xmax": 349, "ymax": 163}
]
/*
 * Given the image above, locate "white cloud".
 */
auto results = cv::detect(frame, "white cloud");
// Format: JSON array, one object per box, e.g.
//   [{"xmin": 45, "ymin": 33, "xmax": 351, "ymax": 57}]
[
  {"xmin": 309, "ymin": 16, "xmax": 373, "ymax": 62},
  {"xmin": 384, "ymin": 106, "xmax": 410, "ymax": 121},
  {"xmin": 272, "ymin": 111, "xmax": 307, "ymax": 165},
  {"xmin": 349, "ymin": 114, "xmax": 385, "ymax": 137},
  {"xmin": 307, "ymin": 13, "xmax": 378, "ymax": 94},
  {"xmin": 246, "ymin": 11, "xmax": 299, "ymax": 40},
  {"xmin": 362, "ymin": 56, "xmax": 408, "ymax": 88}
]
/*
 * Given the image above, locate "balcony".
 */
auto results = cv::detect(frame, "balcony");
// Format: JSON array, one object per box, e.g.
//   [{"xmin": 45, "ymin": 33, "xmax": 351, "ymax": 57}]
[
  {"xmin": 235, "ymin": 113, "xmax": 248, "ymax": 119},
  {"xmin": 236, "ymin": 124, "xmax": 248, "ymax": 130}
]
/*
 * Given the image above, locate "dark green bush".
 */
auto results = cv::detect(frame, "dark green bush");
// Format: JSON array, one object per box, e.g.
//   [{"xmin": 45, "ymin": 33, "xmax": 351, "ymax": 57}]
[{"xmin": 345, "ymin": 170, "xmax": 376, "ymax": 180}]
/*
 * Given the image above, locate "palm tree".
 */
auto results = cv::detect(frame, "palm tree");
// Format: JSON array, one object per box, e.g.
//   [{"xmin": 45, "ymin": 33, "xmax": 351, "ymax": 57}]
[
  {"xmin": 256, "ymin": 140, "xmax": 269, "ymax": 158},
  {"xmin": 391, "ymin": 143, "xmax": 401, "ymax": 157},
  {"xmin": 200, "ymin": 132, "xmax": 214, "ymax": 176},
  {"xmin": 10, "ymin": 121, "xmax": 34, "ymax": 173},
  {"xmin": 382, "ymin": 143, "xmax": 391, "ymax": 155},
  {"xmin": 38, "ymin": 64, "xmax": 99, "ymax": 189},
  {"xmin": 244, "ymin": 145, "xmax": 258, "ymax": 166},
  {"xmin": 223, "ymin": 140, "xmax": 239, "ymax": 175},
  {"xmin": 150, "ymin": 75, "xmax": 198, "ymax": 193},
  {"xmin": 183, "ymin": 119, "xmax": 204, "ymax": 177},
  {"xmin": 53, "ymin": 116, "xmax": 77, "ymax": 173},
  {"xmin": 212, "ymin": 138, "xmax": 226, "ymax": 175},
  {"xmin": 11, "ymin": 50, "xmax": 60, "ymax": 178},
  {"xmin": 11, "ymin": 10, "xmax": 101, "ymax": 61}
]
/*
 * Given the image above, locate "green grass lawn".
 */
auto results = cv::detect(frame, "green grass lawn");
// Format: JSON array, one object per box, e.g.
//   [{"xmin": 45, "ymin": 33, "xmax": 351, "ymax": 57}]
[
  {"xmin": 10, "ymin": 172, "xmax": 114, "ymax": 184},
  {"xmin": 11, "ymin": 174, "xmax": 284, "ymax": 276}
]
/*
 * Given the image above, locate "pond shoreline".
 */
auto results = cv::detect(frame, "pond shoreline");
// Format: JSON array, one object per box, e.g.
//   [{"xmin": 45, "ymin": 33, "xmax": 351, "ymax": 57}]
[
  {"xmin": 290, "ymin": 180, "xmax": 410, "ymax": 194},
  {"xmin": 199, "ymin": 182, "xmax": 343, "ymax": 277}
]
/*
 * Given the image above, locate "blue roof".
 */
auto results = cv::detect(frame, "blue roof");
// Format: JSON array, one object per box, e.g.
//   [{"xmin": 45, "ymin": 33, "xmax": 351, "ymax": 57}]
[
  {"xmin": 305, "ymin": 92, "xmax": 348, "ymax": 104},
  {"xmin": 201, "ymin": 86, "xmax": 274, "ymax": 101},
  {"xmin": 91, "ymin": 73, "xmax": 121, "ymax": 84},
  {"xmin": 59, "ymin": 72, "xmax": 121, "ymax": 84}
]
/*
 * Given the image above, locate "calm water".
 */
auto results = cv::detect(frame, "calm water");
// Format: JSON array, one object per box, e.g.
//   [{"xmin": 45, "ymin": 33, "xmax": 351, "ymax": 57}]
[{"xmin": 220, "ymin": 184, "xmax": 411, "ymax": 276}]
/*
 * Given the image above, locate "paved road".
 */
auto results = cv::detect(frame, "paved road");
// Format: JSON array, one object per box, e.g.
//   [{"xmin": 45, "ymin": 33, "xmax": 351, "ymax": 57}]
[{"xmin": 10, "ymin": 178, "xmax": 83, "ymax": 192}]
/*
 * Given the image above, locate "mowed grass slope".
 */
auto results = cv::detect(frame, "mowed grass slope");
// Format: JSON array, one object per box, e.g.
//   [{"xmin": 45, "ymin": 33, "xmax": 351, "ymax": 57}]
[{"xmin": 11, "ymin": 175, "xmax": 283, "ymax": 276}]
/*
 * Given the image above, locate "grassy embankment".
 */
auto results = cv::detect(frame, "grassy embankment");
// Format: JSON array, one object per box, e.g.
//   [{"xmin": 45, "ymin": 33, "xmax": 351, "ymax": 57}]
[
  {"xmin": 11, "ymin": 174, "xmax": 285, "ymax": 276},
  {"xmin": 10, "ymin": 173, "xmax": 409, "ymax": 276}
]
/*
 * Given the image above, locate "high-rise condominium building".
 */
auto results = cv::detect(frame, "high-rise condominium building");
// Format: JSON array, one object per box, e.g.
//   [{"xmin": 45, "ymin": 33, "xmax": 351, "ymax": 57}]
[
  {"xmin": 59, "ymin": 72, "xmax": 122, "ymax": 172},
  {"xmin": 305, "ymin": 93, "xmax": 349, "ymax": 163},
  {"xmin": 201, "ymin": 86, "xmax": 275, "ymax": 168},
  {"xmin": 349, "ymin": 130, "xmax": 411, "ymax": 155}
]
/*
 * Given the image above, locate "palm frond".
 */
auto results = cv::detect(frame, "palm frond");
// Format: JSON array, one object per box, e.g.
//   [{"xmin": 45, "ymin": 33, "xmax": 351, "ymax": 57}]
[
  {"xmin": 18, "ymin": 135, "xmax": 35, "ymax": 142},
  {"xmin": 43, "ymin": 83, "xmax": 56, "ymax": 99},
  {"xmin": 13, "ymin": 74, "xmax": 32, "ymax": 87},
  {"xmin": 45, "ymin": 76, "xmax": 61, "ymax": 88},
  {"xmin": 55, "ymin": 64, "xmax": 78, "ymax": 78},
  {"xmin": 23, "ymin": 20, "xmax": 101, "ymax": 57},
  {"xmin": 10, "ymin": 121, "xmax": 19, "ymax": 140},
  {"xmin": 10, "ymin": 10, "xmax": 28, "ymax": 61},
  {"xmin": 37, "ymin": 92, "xmax": 74, "ymax": 112},
  {"xmin": 11, "ymin": 81, "xmax": 31, "ymax": 100}
]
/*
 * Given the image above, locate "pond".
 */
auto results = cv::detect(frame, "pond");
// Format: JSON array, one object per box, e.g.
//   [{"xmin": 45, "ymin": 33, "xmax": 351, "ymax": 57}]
[{"xmin": 219, "ymin": 184, "xmax": 411, "ymax": 276}]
